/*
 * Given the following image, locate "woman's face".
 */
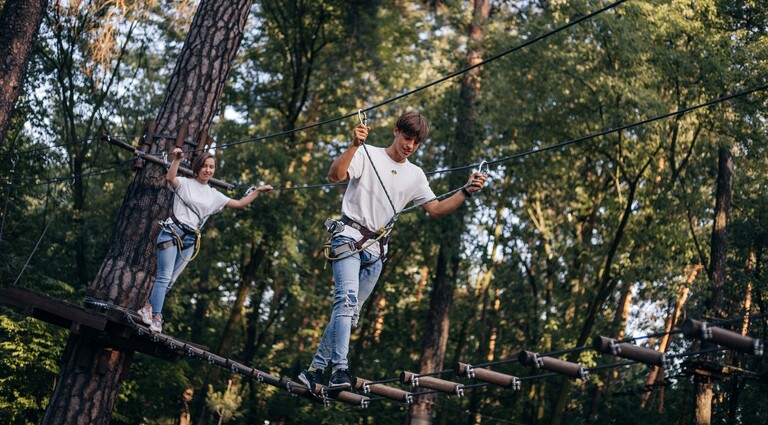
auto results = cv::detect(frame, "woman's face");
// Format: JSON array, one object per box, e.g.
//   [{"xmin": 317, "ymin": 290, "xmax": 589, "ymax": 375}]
[{"xmin": 196, "ymin": 157, "xmax": 216, "ymax": 183}]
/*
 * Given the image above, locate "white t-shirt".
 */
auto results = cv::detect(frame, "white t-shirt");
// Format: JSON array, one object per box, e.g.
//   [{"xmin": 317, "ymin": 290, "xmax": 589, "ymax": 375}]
[
  {"xmin": 170, "ymin": 177, "xmax": 230, "ymax": 230},
  {"xmin": 337, "ymin": 146, "xmax": 435, "ymax": 257}
]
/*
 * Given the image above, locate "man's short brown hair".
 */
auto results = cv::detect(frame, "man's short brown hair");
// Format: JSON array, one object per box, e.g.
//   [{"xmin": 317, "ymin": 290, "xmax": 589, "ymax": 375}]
[{"xmin": 396, "ymin": 112, "xmax": 429, "ymax": 144}]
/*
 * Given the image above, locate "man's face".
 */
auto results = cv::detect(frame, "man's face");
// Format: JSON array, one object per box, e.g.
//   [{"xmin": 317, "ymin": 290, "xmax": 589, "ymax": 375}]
[{"xmin": 392, "ymin": 127, "xmax": 421, "ymax": 160}]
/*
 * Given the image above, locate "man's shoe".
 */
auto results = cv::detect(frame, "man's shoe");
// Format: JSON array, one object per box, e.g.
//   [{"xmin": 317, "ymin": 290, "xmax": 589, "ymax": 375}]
[
  {"xmin": 298, "ymin": 368, "xmax": 323, "ymax": 397},
  {"xmin": 137, "ymin": 305, "xmax": 152, "ymax": 325},
  {"xmin": 328, "ymin": 369, "xmax": 353, "ymax": 390}
]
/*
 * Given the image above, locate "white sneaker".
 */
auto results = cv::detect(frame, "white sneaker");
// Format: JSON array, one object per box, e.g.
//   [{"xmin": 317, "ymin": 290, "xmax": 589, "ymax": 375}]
[
  {"xmin": 137, "ymin": 305, "xmax": 152, "ymax": 325},
  {"xmin": 150, "ymin": 317, "xmax": 163, "ymax": 333}
]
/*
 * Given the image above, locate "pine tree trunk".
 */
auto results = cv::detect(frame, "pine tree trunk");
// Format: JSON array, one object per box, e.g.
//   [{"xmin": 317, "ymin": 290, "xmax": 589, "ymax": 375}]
[
  {"xmin": 0, "ymin": 0, "xmax": 48, "ymax": 148},
  {"xmin": 693, "ymin": 147, "xmax": 732, "ymax": 425},
  {"xmin": 408, "ymin": 2, "xmax": 490, "ymax": 423},
  {"xmin": 42, "ymin": 1, "xmax": 252, "ymax": 423}
]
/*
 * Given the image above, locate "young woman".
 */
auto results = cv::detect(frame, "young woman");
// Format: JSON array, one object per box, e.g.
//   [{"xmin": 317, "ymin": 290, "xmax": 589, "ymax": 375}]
[{"xmin": 138, "ymin": 147, "xmax": 272, "ymax": 333}]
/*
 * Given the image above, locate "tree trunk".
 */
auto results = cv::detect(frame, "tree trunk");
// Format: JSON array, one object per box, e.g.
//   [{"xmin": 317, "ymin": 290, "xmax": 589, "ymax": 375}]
[
  {"xmin": 642, "ymin": 263, "xmax": 701, "ymax": 409},
  {"xmin": 707, "ymin": 147, "xmax": 731, "ymax": 316},
  {"xmin": 0, "ymin": 0, "xmax": 48, "ymax": 148},
  {"xmin": 43, "ymin": 1, "xmax": 252, "ymax": 423},
  {"xmin": 693, "ymin": 147, "xmax": 732, "ymax": 425},
  {"xmin": 408, "ymin": 1, "xmax": 490, "ymax": 423}
]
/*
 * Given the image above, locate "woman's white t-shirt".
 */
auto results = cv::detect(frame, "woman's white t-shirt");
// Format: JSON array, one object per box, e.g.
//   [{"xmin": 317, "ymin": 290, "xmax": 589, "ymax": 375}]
[{"xmin": 171, "ymin": 177, "xmax": 230, "ymax": 230}]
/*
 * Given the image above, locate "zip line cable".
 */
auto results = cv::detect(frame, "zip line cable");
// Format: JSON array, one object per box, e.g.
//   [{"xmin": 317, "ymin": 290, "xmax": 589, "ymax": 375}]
[
  {"xmin": 258, "ymin": 84, "xmax": 768, "ymax": 198},
  {"xmin": 2, "ymin": 0, "xmax": 626, "ymax": 162},
  {"xmin": 0, "ymin": 137, "xmax": 99, "ymax": 159},
  {"xmin": 6, "ymin": 80, "xmax": 764, "ymax": 216},
  {"xmin": 9, "ymin": 159, "xmax": 135, "ymax": 190},
  {"xmin": 0, "ymin": 155, "xmax": 18, "ymax": 241},
  {"xmin": 185, "ymin": 0, "xmax": 630, "ymax": 152},
  {"xmin": 8, "ymin": 84, "xmax": 764, "ymax": 205},
  {"xmin": 11, "ymin": 182, "xmax": 72, "ymax": 286},
  {"xmin": 426, "ymin": 84, "xmax": 768, "ymax": 176}
]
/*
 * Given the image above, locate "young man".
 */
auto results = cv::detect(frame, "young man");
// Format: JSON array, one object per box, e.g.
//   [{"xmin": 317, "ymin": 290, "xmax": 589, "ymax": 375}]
[{"xmin": 299, "ymin": 112, "xmax": 487, "ymax": 393}]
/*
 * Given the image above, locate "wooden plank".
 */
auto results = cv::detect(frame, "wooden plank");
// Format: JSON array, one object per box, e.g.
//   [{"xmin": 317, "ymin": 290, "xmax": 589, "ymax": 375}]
[{"xmin": 0, "ymin": 286, "xmax": 107, "ymax": 331}]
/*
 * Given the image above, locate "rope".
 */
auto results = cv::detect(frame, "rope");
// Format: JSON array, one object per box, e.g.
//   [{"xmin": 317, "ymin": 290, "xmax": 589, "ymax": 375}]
[
  {"xmin": 223, "ymin": 84, "xmax": 768, "ymax": 200},
  {"xmin": 11, "ymin": 159, "xmax": 134, "ymax": 189},
  {"xmin": 212, "ymin": 0, "xmax": 628, "ymax": 151},
  {"xmin": 11, "ymin": 181, "xmax": 72, "ymax": 285},
  {"xmin": 0, "ymin": 154, "xmax": 18, "ymax": 241},
  {"xmin": 357, "ymin": 111, "xmax": 398, "ymax": 218}
]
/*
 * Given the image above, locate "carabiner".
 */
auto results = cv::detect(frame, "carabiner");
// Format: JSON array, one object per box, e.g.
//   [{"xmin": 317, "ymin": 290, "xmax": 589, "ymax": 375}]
[
  {"xmin": 358, "ymin": 109, "xmax": 367, "ymax": 127},
  {"xmin": 475, "ymin": 160, "xmax": 489, "ymax": 175}
]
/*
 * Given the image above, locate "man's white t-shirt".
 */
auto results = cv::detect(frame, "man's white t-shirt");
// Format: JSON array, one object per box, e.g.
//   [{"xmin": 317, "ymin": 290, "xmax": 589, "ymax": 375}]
[
  {"xmin": 337, "ymin": 146, "xmax": 435, "ymax": 257},
  {"xmin": 170, "ymin": 177, "xmax": 230, "ymax": 230}
]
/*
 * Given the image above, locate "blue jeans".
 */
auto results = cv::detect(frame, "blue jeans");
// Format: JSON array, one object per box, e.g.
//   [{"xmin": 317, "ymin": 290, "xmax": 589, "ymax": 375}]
[
  {"xmin": 148, "ymin": 224, "xmax": 196, "ymax": 317},
  {"xmin": 310, "ymin": 236, "xmax": 382, "ymax": 372}
]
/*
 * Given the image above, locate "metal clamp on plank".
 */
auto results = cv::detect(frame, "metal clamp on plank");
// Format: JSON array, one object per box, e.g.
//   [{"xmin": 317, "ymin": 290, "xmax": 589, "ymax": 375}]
[
  {"xmin": 455, "ymin": 362, "xmax": 521, "ymax": 390},
  {"xmin": 355, "ymin": 377, "xmax": 413, "ymax": 403},
  {"xmin": 682, "ymin": 319, "xmax": 764, "ymax": 356},
  {"xmin": 519, "ymin": 350, "xmax": 589, "ymax": 381},
  {"xmin": 400, "ymin": 371, "xmax": 464, "ymax": 397},
  {"xmin": 593, "ymin": 336, "xmax": 670, "ymax": 368}
]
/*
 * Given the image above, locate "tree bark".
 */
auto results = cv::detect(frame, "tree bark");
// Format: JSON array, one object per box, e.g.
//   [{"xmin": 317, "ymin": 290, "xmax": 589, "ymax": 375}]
[
  {"xmin": 43, "ymin": 1, "xmax": 253, "ymax": 423},
  {"xmin": 693, "ymin": 147, "xmax": 732, "ymax": 425},
  {"xmin": 0, "ymin": 0, "xmax": 48, "ymax": 148},
  {"xmin": 408, "ymin": 1, "xmax": 490, "ymax": 423}
]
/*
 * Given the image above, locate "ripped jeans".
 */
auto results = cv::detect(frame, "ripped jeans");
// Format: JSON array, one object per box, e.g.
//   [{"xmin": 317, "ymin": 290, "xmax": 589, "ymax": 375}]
[{"xmin": 310, "ymin": 236, "xmax": 382, "ymax": 373}]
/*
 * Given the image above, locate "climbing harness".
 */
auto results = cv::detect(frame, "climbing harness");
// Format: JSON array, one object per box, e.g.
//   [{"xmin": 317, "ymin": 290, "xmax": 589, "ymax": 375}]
[
  {"xmin": 322, "ymin": 216, "xmax": 394, "ymax": 263},
  {"xmin": 157, "ymin": 215, "xmax": 201, "ymax": 262}
]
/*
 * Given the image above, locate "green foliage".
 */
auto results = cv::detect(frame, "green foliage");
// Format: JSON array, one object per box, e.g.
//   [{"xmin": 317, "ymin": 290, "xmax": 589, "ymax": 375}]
[
  {"xmin": 206, "ymin": 380, "xmax": 243, "ymax": 424},
  {"xmin": 0, "ymin": 312, "xmax": 65, "ymax": 425},
  {"xmin": 1, "ymin": 0, "xmax": 766, "ymax": 424}
]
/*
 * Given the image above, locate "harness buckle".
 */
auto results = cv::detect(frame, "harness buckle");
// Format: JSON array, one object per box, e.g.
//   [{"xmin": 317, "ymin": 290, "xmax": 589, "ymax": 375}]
[{"xmin": 324, "ymin": 218, "xmax": 345, "ymax": 234}]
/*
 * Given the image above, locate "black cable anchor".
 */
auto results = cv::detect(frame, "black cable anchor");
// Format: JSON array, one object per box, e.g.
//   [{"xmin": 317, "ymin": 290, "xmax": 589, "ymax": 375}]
[
  {"xmin": 593, "ymin": 336, "xmax": 670, "ymax": 368},
  {"xmin": 682, "ymin": 319, "xmax": 764, "ymax": 356},
  {"xmin": 518, "ymin": 350, "xmax": 589, "ymax": 381}
]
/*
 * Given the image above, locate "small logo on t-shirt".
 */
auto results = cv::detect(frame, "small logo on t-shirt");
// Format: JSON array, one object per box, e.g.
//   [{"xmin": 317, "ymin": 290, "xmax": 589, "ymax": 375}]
[{"xmin": 391, "ymin": 170, "xmax": 397, "ymax": 175}]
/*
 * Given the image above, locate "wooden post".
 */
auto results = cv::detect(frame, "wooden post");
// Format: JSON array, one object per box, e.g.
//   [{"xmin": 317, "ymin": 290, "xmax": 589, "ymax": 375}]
[{"xmin": 134, "ymin": 120, "xmax": 156, "ymax": 170}]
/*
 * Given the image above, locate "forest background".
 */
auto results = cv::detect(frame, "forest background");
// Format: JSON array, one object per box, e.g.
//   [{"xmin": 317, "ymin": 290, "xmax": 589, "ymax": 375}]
[{"xmin": 0, "ymin": 0, "xmax": 766, "ymax": 424}]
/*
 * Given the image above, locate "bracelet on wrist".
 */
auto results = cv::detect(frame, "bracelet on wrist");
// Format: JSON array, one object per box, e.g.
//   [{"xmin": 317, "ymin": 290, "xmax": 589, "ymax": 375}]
[{"xmin": 461, "ymin": 187, "xmax": 472, "ymax": 198}]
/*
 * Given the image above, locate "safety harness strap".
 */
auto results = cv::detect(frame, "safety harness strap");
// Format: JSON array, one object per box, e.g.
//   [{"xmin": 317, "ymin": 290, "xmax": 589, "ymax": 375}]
[
  {"xmin": 339, "ymin": 215, "xmax": 390, "ymax": 261},
  {"xmin": 157, "ymin": 238, "xmax": 196, "ymax": 251},
  {"xmin": 171, "ymin": 214, "xmax": 198, "ymax": 237}
]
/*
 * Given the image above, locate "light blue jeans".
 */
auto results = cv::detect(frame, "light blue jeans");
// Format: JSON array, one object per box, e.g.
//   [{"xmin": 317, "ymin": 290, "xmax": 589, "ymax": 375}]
[
  {"xmin": 148, "ymin": 224, "xmax": 196, "ymax": 317},
  {"xmin": 310, "ymin": 236, "xmax": 382, "ymax": 372}
]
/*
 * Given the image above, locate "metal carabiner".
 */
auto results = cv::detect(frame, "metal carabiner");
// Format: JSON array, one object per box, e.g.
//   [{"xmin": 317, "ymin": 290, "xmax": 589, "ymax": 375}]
[
  {"xmin": 358, "ymin": 109, "xmax": 367, "ymax": 127},
  {"xmin": 475, "ymin": 160, "xmax": 489, "ymax": 175}
]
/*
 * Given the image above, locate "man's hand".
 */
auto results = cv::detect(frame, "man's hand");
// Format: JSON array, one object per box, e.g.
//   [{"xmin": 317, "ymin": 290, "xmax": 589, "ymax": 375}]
[
  {"xmin": 465, "ymin": 172, "xmax": 487, "ymax": 196},
  {"xmin": 352, "ymin": 124, "xmax": 370, "ymax": 146}
]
